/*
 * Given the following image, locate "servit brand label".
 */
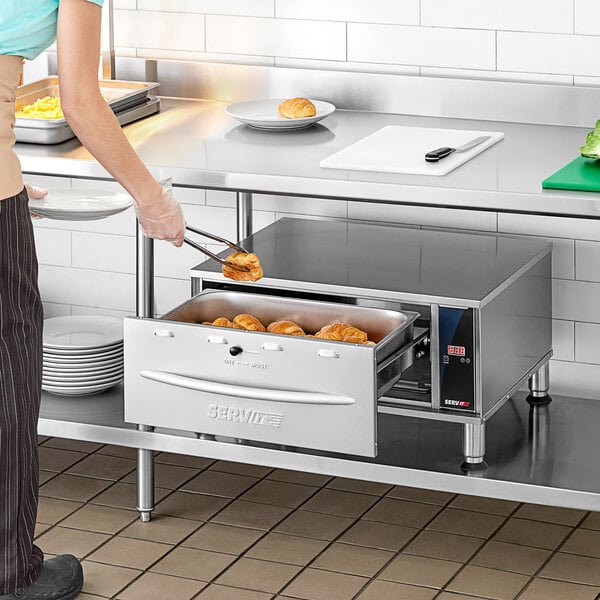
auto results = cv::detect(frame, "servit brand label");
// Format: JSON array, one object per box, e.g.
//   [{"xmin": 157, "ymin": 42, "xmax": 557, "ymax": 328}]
[
  {"xmin": 224, "ymin": 358, "xmax": 268, "ymax": 370},
  {"xmin": 443, "ymin": 398, "xmax": 471, "ymax": 409},
  {"xmin": 207, "ymin": 404, "xmax": 284, "ymax": 427}
]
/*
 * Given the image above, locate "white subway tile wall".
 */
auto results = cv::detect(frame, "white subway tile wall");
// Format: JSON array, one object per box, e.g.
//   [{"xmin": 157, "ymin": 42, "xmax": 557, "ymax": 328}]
[
  {"xmin": 347, "ymin": 24, "xmax": 495, "ymax": 70},
  {"xmin": 276, "ymin": 0, "xmax": 420, "ymax": 25},
  {"xmin": 111, "ymin": 0, "xmax": 598, "ymax": 84},
  {"xmin": 205, "ymin": 15, "xmax": 345, "ymax": 60},
  {"xmin": 498, "ymin": 32, "xmax": 600, "ymax": 78},
  {"xmin": 421, "ymin": 0, "xmax": 573, "ymax": 33},
  {"xmin": 575, "ymin": 0, "xmax": 600, "ymax": 35}
]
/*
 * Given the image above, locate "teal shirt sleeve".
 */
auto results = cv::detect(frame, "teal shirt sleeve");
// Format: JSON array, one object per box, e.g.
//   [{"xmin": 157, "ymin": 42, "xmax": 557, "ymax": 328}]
[{"xmin": 1, "ymin": 0, "xmax": 105, "ymax": 61}]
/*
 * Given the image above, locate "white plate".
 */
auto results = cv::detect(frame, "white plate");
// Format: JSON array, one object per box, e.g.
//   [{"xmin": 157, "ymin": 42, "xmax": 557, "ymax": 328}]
[
  {"xmin": 42, "ymin": 373, "xmax": 123, "ymax": 387},
  {"xmin": 43, "ymin": 353, "xmax": 124, "ymax": 367},
  {"xmin": 225, "ymin": 99, "xmax": 335, "ymax": 130},
  {"xmin": 43, "ymin": 316, "xmax": 123, "ymax": 350},
  {"xmin": 30, "ymin": 211, "xmax": 123, "ymax": 222},
  {"xmin": 43, "ymin": 364, "xmax": 123, "ymax": 377},
  {"xmin": 42, "ymin": 381, "xmax": 121, "ymax": 396},
  {"xmin": 43, "ymin": 372, "xmax": 123, "ymax": 384},
  {"xmin": 43, "ymin": 361, "xmax": 123, "ymax": 373},
  {"xmin": 43, "ymin": 345, "xmax": 123, "ymax": 358},
  {"xmin": 29, "ymin": 189, "xmax": 132, "ymax": 221}
]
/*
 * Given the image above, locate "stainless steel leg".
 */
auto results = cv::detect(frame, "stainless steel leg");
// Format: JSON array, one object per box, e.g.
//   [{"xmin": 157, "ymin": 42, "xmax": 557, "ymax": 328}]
[
  {"xmin": 527, "ymin": 361, "xmax": 552, "ymax": 405},
  {"xmin": 236, "ymin": 192, "xmax": 253, "ymax": 241},
  {"xmin": 135, "ymin": 224, "xmax": 155, "ymax": 522},
  {"xmin": 136, "ymin": 434, "xmax": 154, "ymax": 523},
  {"xmin": 463, "ymin": 422, "xmax": 486, "ymax": 465},
  {"xmin": 136, "ymin": 226, "xmax": 154, "ymax": 318}
]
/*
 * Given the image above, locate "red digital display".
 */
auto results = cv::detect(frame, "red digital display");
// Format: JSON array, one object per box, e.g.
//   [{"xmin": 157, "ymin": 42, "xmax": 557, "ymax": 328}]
[{"xmin": 447, "ymin": 345, "xmax": 466, "ymax": 356}]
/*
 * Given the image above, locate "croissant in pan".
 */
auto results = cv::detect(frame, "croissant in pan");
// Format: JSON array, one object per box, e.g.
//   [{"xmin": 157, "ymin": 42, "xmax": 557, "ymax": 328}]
[
  {"xmin": 222, "ymin": 252, "xmax": 263, "ymax": 282},
  {"xmin": 315, "ymin": 322, "xmax": 369, "ymax": 344},
  {"xmin": 233, "ymin": 313, "xmax": 266, "ymax": 331},
  {"xmin": 205, "ymin": 317, "xmax": 244, "ymax": 329},
  {"xmin": 267, "ymin": 320, "xmax": 306, "ymax": 336},
  {"xmin": 278, "ymin": 97, "xmax": 317, "ymax": 119}
]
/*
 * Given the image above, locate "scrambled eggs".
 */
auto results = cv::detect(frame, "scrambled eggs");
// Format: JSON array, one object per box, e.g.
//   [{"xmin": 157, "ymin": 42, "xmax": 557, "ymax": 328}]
[{"xmin": 16, "ymin": 96, "xmax": 64, "ymax": 120}]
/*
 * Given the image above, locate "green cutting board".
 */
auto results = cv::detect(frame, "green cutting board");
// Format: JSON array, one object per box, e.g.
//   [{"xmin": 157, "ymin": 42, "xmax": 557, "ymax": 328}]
[{"xmin": 542, "ymin": 156, "xmax": 600, "ymax": 192}]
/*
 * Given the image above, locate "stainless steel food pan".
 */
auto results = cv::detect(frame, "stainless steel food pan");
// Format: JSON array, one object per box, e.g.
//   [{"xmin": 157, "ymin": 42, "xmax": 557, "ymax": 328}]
[
  {"xmin": 124, "ymin": 290, "xmax": 418, "ymax": 456},
  {"xmin": 15, "ymin": 77, "xmax": 159, "ymax": 143},
  {"xmin": 162, "ymin": 290, "xmax": 416, "ymax": 352},
  {"xmin": 16, "ymin": 77, "xmax": 159, "ymax": 118},
  {"xmin": 15, "ymin": 97, "xmax": 160, "ymax": 145}
]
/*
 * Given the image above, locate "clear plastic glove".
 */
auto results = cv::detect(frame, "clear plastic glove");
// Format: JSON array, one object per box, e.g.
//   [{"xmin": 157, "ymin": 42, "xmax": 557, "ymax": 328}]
[
  {"xmin": 134, "ymin": 179, "xmax": 186, "ymax": 247},
  {"xmin": 25, "ymin": 182, "xmax": 48, "ymax": 219}
]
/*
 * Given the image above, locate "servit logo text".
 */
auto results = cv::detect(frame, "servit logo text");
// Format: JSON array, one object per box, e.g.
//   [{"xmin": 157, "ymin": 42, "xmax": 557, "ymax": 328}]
[
  {"xmin": 444, "ymin": 399, "xmax": 471, "ymax": 408},
  {"xmin": 207, "ymin": 404, "xmax": 284, "ymax": 427}
]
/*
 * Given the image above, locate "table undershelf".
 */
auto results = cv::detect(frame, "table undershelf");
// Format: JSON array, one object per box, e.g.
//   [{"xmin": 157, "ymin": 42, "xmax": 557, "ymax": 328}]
[{"xmin": 39, "ymin": 387, "xmax": 600, "ymax": 511}]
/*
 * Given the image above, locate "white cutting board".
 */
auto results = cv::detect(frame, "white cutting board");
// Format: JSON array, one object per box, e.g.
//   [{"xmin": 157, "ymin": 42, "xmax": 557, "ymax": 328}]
[{"xmin": 319, "ymin": 126, "xmax": 504, "ymax": 176}]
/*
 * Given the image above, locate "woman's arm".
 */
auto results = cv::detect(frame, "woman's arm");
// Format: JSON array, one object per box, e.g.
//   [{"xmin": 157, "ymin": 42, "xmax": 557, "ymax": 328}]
[{"xmin": 56, "ymin": 0, "xmax": 184, "ymax": 245}]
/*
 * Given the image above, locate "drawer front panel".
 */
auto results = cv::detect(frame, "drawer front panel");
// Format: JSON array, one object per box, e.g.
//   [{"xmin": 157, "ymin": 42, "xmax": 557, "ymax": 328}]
[{"xmin": 124, "ymin": 318, "xmax": 378, "ymax": 456}]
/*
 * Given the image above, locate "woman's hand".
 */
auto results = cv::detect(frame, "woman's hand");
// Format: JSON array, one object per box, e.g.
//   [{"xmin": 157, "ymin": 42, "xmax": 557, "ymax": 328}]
[
  {"xmin": 25, "ymin": 182, "xmax": 48, "ymax": 219},
  {"xmin": 134, "ymin": 183, "xmax": 186, "ymax": 247},
  {"xmin": 25, "ymin": 182, "xmax": 48, "ymax": 200}
]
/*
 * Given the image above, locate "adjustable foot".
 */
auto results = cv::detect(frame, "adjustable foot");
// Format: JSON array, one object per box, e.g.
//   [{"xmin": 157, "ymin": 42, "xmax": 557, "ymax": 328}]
[
  {"xmin": 463, "ymin": 422, "xmax": 486, "ymax": 465},
  {"xmin": 461, "ymin": 460, "xmax": 488, "ymax": 475},
  {"xmin": 527, "ymin": 362, "xmax": 552, "ymax": 406},
  {"xmin": 526, "ymin": 393, "xmax": 552, "ymax": 406}
]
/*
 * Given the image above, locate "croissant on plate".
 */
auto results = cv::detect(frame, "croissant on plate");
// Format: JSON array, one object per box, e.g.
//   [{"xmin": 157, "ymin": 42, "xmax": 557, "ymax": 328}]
[
  {"xmin": 222, "ymin": 252, "xmax": 263, "ymax": 282},
  {"xmin": 233, "ymin": 313, "xmax": 266, "ymax": 331},
  {"xmin": 315, "ymin": 322, "xmax": 369, "ymax": 344},
  {"xmin": 278, "ymin": 97, "xmax": 317, "ymax": 119},
  {"xmin": 267, "ymin": 320, "xmax": 306, "ymax": 336}
]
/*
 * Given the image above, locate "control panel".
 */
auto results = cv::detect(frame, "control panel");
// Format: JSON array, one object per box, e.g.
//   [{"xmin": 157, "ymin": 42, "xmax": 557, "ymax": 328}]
[{"xmin": 438, "ymin": 306, "xmax": 475, "ymax": 412}]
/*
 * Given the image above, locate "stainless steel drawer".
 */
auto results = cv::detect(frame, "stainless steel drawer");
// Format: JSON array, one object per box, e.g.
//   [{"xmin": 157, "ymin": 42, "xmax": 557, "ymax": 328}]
[{"xmin": 124, "ymin": 290, "xmax": 418, "ymax": 456}]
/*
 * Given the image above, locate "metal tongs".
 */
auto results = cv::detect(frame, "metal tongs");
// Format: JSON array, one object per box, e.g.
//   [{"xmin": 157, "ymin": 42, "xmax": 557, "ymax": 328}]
[{"xmin": 183, "ymin": 225, "xmax": 250, "ymax": 272}]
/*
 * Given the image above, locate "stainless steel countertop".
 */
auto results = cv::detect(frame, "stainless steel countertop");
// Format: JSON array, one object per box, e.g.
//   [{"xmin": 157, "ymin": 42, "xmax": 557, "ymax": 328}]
[{"xmin": 16, "ymin": 97, "xmax": 600, "ymax": 219}]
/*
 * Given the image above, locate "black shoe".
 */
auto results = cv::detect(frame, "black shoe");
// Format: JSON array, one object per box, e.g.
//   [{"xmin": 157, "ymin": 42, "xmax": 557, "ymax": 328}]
[{"xmin": 0, "ymin": 555, "xmax": 83, "ymax": 600}]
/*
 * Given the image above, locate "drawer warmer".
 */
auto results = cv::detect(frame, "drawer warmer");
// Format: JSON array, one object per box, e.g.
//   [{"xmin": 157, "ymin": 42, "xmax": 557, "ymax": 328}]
[
  {"xmin": 125, "ymin": 291, "xmax": 418, "ymax": 456},
  {"xmin": 124, "ymin": 218, "xmax": 552, "ymax": 466}
]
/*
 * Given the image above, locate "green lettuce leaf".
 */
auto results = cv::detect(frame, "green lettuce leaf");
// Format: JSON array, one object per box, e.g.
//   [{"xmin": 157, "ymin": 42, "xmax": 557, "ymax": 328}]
[{"xmin": 580, "ymin": 119, "xmax": 600, "ymax": 159}]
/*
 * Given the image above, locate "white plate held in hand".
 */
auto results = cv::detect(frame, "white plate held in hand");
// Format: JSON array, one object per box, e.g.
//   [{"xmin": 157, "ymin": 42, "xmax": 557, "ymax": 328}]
[
  {"xmin": 29, "ymin": 189, "xmax": 132, "ymax": 221},
  {"xmin": 226, "ymin": 99, "xmax": 335, "ymax": 130}
]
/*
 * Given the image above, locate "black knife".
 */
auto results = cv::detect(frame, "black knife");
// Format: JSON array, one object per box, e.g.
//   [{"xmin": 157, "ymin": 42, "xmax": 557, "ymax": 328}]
[{"xmin": 425, "ymin": 135, "xmax": 491, "ymax": 162}]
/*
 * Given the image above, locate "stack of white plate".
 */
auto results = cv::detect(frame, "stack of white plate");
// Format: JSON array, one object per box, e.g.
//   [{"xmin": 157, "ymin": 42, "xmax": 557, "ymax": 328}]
[{"xmin": 42, "ymin": 316, "xmax": 124, "ymax": 396}]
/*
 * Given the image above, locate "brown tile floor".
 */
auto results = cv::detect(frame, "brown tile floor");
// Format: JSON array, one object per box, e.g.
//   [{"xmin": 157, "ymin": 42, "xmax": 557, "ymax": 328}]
[{"xmin": 35, "ymin": 436, "xmax": 600, "ymax": 600}]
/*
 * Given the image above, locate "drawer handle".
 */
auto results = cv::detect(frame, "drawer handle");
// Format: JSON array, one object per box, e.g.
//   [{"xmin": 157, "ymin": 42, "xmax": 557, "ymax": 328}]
[
  {"xmin": 153, "ymin": 329, "xmax": 174, "ymax": 338},
  {"xmin": 139, "ymin": 370, "xmax": 355, "ymax": 406}
]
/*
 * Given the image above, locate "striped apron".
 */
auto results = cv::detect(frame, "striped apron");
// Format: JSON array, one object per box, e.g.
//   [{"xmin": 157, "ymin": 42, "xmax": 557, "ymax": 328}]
[{"xmin": 0, "ymin": 54, "xmax": 44, "ymax": 594}]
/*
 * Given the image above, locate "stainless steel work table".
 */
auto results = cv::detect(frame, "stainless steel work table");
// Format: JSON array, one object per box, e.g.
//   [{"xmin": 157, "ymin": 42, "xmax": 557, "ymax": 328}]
[
  {"xmin": 17, "ymin": 97, "xmax": 600, "ymax": 518},
  {"xmin": 17, "ymin": 97, "xmax": 600, "ymax": 219}
]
